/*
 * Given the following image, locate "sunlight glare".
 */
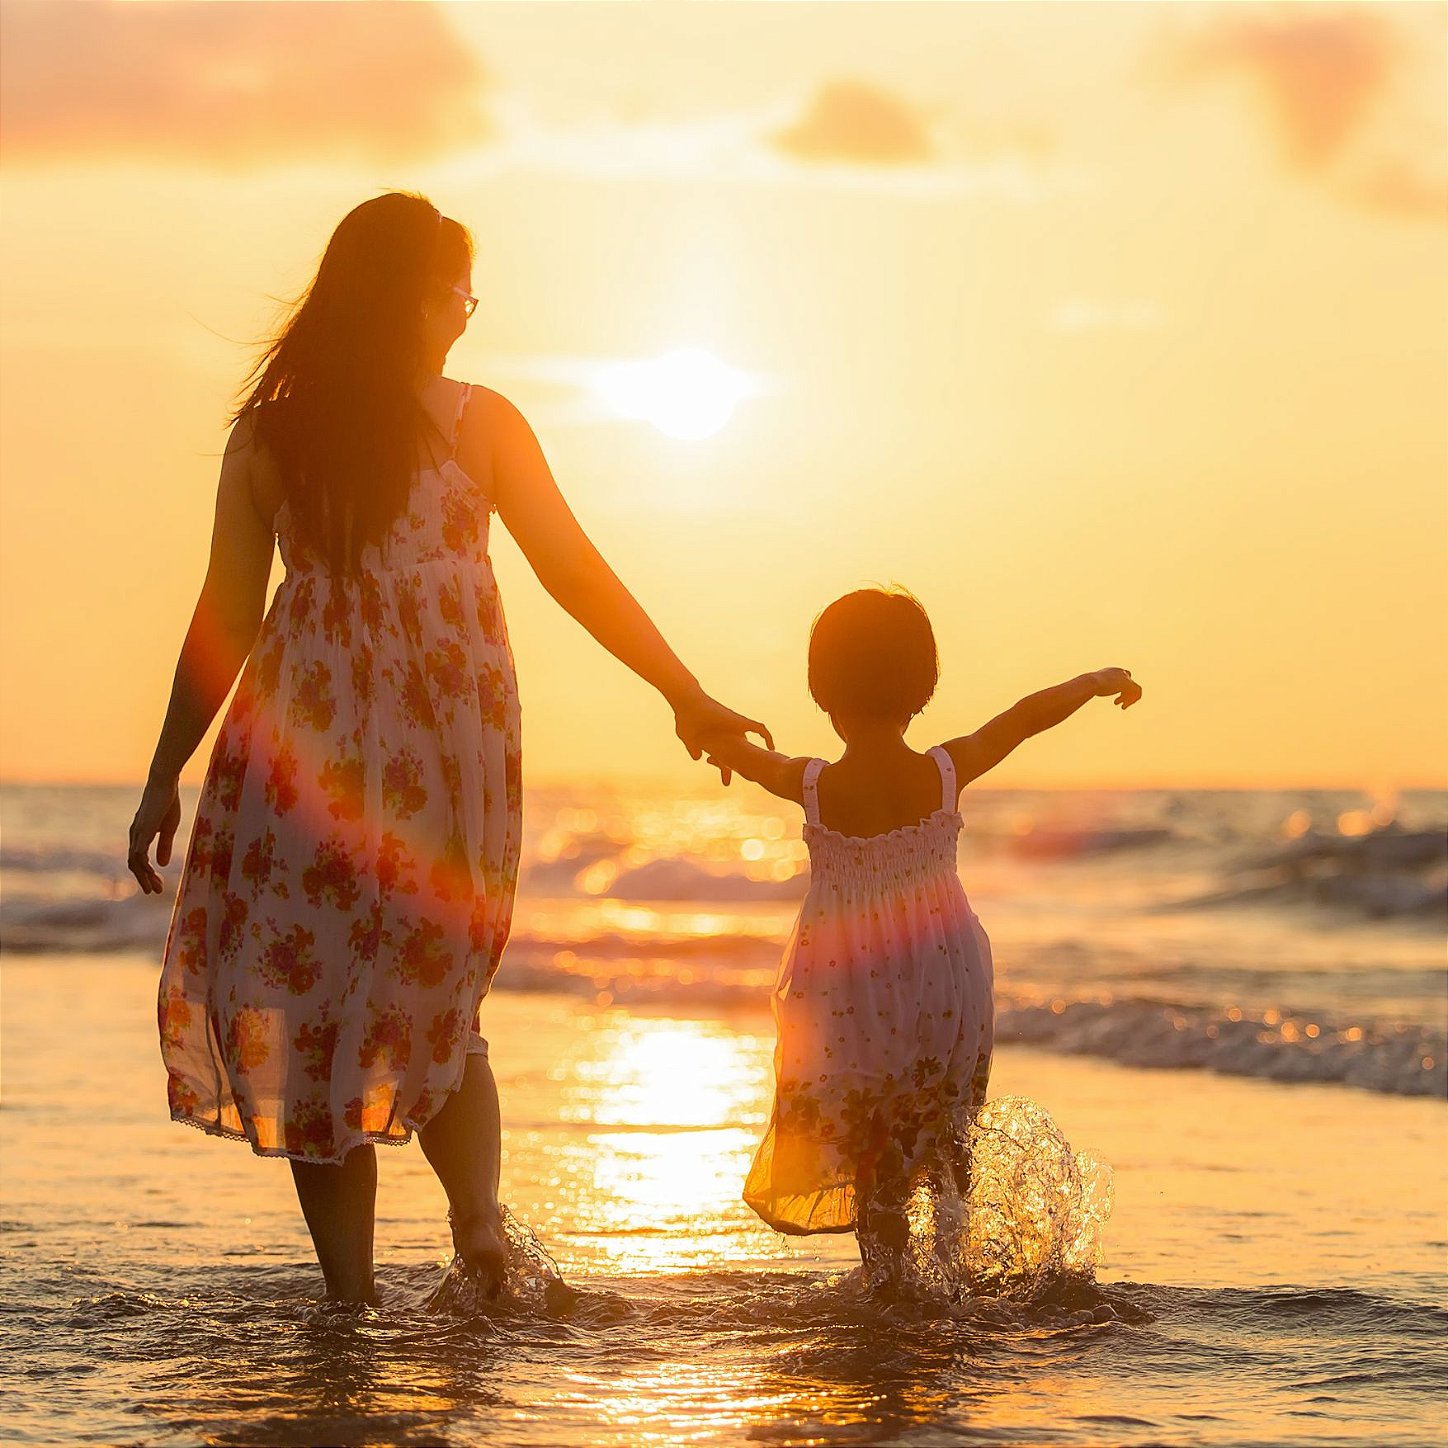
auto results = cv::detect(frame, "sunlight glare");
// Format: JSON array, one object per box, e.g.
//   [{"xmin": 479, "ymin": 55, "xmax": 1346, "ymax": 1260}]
[{"xmin": 594, "ymin": 348, "xmax": 754, "ymax": 440}]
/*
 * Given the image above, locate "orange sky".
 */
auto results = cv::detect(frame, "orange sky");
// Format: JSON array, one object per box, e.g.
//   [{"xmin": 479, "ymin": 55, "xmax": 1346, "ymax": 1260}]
[{"xmin": 0, "ymin": 1, "xmax": 1444, "ymax": 788}]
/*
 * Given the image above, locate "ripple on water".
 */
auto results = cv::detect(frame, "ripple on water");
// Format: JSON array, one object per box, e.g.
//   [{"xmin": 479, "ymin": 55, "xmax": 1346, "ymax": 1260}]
[
  {"xmin": 8, "ymin": 1140, "xmax": 1447, "ymax": 1448},
  {"xmin": 6, "ymin": 1259, "xmax": 1445, "ymax": 1448}
]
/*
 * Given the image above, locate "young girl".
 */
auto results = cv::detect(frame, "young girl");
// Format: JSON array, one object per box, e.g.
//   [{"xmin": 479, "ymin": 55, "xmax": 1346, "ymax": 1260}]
[{"xmin": 703, "ymin": 588, "xmax": 1141, "ymax": 1284}]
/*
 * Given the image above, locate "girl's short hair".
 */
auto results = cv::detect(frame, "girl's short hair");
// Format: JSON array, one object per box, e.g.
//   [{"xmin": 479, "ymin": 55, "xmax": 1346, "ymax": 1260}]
[{"xmin": 808, "ymin": 588, "xmax": 939, "ymax": 721}]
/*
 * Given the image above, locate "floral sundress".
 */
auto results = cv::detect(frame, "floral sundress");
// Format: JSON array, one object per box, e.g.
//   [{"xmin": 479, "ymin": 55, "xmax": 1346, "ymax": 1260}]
[
  {"xmin": 744, "ymin": 747, "xmax": 994, "ymax": 1234},
  {"xmin": 158, "ymin": 382, "xmax": 523, "ymax": 1163}
]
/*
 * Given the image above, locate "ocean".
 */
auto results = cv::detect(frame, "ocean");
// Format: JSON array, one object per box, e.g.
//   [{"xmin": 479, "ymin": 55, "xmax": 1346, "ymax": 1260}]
[{"xmin": 2, "ymin": 781, "xmax": 1445, "ymax": 1445}]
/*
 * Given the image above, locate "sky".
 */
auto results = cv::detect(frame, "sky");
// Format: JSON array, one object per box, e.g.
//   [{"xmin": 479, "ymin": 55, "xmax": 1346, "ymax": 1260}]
[{"xmin": 0, "ymin": 0, "xmax": 1444, "ymax": 789}]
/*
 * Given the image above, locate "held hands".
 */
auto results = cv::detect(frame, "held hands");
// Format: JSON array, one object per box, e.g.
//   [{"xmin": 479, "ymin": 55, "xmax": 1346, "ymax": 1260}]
[
  {"xmin": 672, "ymin": 685, "xmax": 773, "ymax": 785},
  {"xmin": 127, "ymin": 774, "xmax": 182, "ymax": 895},
  {"xmin": 1091, "ymin": 668, "xmax": 1142, "ymax": 709}
]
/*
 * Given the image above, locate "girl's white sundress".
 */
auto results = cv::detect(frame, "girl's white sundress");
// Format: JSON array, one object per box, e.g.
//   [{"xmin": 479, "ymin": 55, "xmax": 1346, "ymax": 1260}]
[
  {"xmin": 744, "ymin": 747, "xmax": 994, "ymax": 1234},
  {"xmin": 157, "ymin": 382, "xmax": 523, "ymax": 1164}
]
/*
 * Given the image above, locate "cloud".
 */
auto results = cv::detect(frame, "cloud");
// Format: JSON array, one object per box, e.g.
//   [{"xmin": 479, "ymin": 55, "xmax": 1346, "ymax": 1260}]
[
  {"xmin": 770, "ymin": 80, "xmax": 935, "ymax": 165},
  {"xmin": 1147, "ymin": 7, "xmax": 1445, "ymax": 224},
  {"xmin": 1151, "ymin": 8, "xmax": 1398, "ymax": 171},
  {"xmin": 473, "ymin": 96, "xmax": 1089, "ymax": 204},
  {"xmin": 0, "ymin": 0, "xmax": 489, "ymax": 169},
  {"xmin": 1343, "ymin": 156, "xmax": 1448, "ymax": 223}
]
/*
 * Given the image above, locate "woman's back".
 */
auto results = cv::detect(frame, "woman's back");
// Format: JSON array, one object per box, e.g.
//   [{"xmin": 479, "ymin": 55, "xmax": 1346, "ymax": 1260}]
[{"xmin": 273, "ymin": 380, "xmax": 494, "ymax": 576}]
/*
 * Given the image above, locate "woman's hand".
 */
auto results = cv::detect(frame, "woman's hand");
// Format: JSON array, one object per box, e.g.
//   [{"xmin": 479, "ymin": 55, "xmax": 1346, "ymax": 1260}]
[
  {"xmin": 128, "ymin": 774, "xmax": 183, "ymax": 895},
  {"xmin": 1091, "ymin": 668, "xmax": 1142, "ymax": 709},
  {"xmin": 672, "ymin": 687, "xmax": 773, "ymax": 785}
]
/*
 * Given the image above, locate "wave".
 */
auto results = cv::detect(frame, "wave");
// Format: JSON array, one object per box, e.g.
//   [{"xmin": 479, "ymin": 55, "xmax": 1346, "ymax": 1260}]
[
  {"xmin": 996, "ymin": 997, "xmax": 1446, "ymax": 1098},
  {"xmin": 600, "ymin": 858, "xmax": 805, "ymax": 902},
  {"xmin": 1168, "ymin": 827, "xmax": 1447, "ymax": 921},
  {"xmin": 5, "ymin": 895, "xmax": 1441, "ymax": 1097},
  {"xmin": 491, "ymin": 950, "xmax": 1446, "ymax": 1098},
  {"xmin": 1171, "ymin": 875, "xmax": 1445, "ymax": 921},
  {"xmin": 0, "ymin": 844, "xmax": 128, "ymax": 878},
  {"xmin": 0, "ymin": 892, "xmax": 167, "ymax": 955},
  {"xmin": 0, "ymin": 895, "xmax": 787, "ymax": 965},
  {"xmin": 988, "ymin": 826, "xmax": 1179, "ymax": 860}
]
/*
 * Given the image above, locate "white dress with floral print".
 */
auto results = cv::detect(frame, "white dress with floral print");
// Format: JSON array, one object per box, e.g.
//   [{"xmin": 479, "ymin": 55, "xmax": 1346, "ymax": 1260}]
[
  {"xmin": 744, "ymin": 747, "xmax": 994, "ymax": 1234},
  {"xmin": 158, "ymin": 382, "xmax": 523, "ymax": 1163}
]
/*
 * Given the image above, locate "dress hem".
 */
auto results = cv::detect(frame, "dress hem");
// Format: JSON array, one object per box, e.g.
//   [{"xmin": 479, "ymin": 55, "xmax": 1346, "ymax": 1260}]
[
  {"xmin": 744, "ymin": 1186, "xmax": 859, "ymax": 1237},
  {"xmin": 754, "ymin": 1216, "xmax": 857, "ymax": 1238},
  {"xmin": 171, "ymin": 1108, "xmax": 418, "ymax": 1165}
]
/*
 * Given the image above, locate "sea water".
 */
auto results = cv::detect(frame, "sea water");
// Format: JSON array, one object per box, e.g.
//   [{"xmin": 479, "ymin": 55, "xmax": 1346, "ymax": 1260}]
[
  {"xmin": 7, "ymin": 781, "xmax": 1443, "ymax": 1093},
  {"xmin": 1, "ymin": 783, "xmax": 1445, "ymax": 1445}
]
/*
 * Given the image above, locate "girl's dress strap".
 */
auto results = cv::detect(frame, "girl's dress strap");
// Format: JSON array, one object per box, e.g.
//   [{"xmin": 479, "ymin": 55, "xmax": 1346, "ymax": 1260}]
[
  {"xmin": 448, "ymin": 382, "xmax": 472, "ymax": 457},
  {"xmin": 801, "ymin": 758, "xmax": 826, "ymax": 828},
  {"xmin": 927, "ymin": 745, "xmax": 957, "ymax": 812}
]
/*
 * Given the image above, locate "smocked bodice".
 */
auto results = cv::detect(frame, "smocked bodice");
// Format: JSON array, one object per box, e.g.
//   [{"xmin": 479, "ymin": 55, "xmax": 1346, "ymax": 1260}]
[
  {"xmin": 799, "ymin": 747, "xmax": 965, "ymax": 897},
  {"xmin": 804, "ymin": 809, "xmax": 963, "ymax": 894}
]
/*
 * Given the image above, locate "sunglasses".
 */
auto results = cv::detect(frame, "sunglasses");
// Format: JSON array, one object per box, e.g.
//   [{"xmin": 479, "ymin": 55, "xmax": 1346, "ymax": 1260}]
[{"xmin": 451, "ymin": 286, "xmax": 478, "ymax": 318}]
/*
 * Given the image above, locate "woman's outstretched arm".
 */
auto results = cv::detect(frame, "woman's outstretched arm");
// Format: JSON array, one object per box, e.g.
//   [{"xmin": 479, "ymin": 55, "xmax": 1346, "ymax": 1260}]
[
  {"xmin": 484, "ymin": 389, "xmax": 772, "ymax": 764},
  {"xmin": 128, "ymin": 418, "xmax": 276, "ymax": 892}
]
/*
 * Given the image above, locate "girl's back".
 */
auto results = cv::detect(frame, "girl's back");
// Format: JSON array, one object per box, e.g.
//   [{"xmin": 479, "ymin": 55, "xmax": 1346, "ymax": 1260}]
[
  {"xmin": 744, "ymin": 744, "xmax": 994, "ymax": 1237},
  {"xmin": 811, "ymin": 746, "xmax": 950, "ymax": 838}
]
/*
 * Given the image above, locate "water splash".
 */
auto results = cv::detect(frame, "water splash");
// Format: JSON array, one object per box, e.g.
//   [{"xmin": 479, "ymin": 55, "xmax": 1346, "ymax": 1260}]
[
  {"xmin": 422, "ymin": 1100, "xmax": 1113, "ymax": 1321},
  {"xmin": 426, "ymin": 1206, "xmax": 578, "ymax": 1317},
  {"xmin": 963, "ymin": 1096, "xmax": 1113, "ymax": 1298},
  {"xmin": 873, "ymin": 1095, "xmax": 1114, "ymax": 1306}
]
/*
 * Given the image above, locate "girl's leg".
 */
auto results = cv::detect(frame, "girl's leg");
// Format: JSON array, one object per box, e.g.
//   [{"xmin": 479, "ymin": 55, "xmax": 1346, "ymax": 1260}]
[
  {"xmin": 855, "ymin": 1131, "xmax": 910, "ymax": 1287},
  {"xmin": 417, "ymin": 1052, "xmax": 507, "ymax": 1290},
  {"xmin": 289, "ymin": 1145, "xmax": 378, "ymax": 1305}
]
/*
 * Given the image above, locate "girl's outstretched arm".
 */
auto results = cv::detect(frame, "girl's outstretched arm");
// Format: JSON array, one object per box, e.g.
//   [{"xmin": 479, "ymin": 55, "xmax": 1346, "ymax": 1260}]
[
  {"xmin": 701, "ymin": 733, "xmax": 809, "ymax": 806},
  {"xmin": 945, "ymin": 668, "xmax": 1141, "ymax": 788}
]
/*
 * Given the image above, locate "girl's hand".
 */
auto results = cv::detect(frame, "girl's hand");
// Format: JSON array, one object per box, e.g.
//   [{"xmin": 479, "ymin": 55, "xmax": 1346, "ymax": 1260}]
[
  {"xmin": 128, "ymin": 775, "xmax": 182, "ymax": 895},
  {"xmin": 1092, "ymin": 668, "xmax": 1142, "ymax": 709},
  {"xmin": 673, "ymin": 687, "xmax": 773, "ymax": 785}
]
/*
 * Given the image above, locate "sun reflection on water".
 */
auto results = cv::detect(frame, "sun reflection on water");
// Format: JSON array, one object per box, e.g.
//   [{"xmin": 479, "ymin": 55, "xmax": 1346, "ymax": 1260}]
[
  {"xmin": 550, "ymin": 1014, "xmax": 779, "ymax": 1271},
  {"xmin": 577, "ymin": 1025, "xmax": 761, "ymax": 1128}
]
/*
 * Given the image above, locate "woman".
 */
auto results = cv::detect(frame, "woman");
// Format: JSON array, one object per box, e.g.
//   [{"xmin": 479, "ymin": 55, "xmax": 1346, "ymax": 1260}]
[{"xmin": 127, "ymin": 191, "xmax": 768, "ymax": 1306}]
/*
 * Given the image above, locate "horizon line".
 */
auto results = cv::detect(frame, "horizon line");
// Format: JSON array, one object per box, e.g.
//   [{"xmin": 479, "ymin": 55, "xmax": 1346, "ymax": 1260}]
[{"xmin": 2, "ymin": 774, "xmax": 1444, "ymax": 795}]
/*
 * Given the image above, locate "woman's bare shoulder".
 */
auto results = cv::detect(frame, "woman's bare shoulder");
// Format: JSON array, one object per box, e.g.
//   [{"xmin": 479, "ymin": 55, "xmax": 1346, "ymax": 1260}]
[
  {"xmin": 458, "ymin": 386, "xmax": 548, "ymax": 488},
  {"xmin": 224, "ymin": 410, "xmax": 284, "ymax": 523},
  {"xmin": 449, "ymin": 385, "xmax": 520, "ymax": 502},
  {"xmin": 461, "ymin": 384, "xmax": 527, "ymax": 435}
]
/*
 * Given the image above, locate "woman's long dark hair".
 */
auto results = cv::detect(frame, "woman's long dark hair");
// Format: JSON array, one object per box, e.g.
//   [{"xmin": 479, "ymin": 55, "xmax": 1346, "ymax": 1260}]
[{"xmin": 234, "ymin": 191, "xmax": 474, "ymax": 573}]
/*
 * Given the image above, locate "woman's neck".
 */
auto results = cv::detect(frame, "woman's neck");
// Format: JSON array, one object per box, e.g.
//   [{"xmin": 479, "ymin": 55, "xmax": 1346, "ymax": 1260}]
[{"xmin": 415, "ymin": 357, "xmax": 447, "ymax": 389}]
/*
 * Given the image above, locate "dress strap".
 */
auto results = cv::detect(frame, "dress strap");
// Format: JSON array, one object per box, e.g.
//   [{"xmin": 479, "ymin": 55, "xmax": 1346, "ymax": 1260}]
[
  {"xmin": 927, "ymin": 745, "xmax": 957, "ymax": 812},
  {"xmin": 801, "ymin": 758, "xmax": 826, "ymax": 828},
  {"xmin": 447, "ymin": 382, "xmax": 471, "ymax": 458}
]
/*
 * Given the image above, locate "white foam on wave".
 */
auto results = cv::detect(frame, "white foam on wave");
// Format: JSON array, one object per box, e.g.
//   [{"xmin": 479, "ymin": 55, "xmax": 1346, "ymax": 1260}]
[{"xmin": 1000, "ymin": 997, "xmax": 1446, "ymax": 1098}]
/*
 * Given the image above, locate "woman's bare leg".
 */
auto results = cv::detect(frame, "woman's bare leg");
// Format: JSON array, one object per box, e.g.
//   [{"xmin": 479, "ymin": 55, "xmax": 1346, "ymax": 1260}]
[
  {"xmin": 417, "ymin": 1053, "xmax": 507, "ymax": 1290},
  {"xmin": 289, "ymin": 1145, "xmax": 378, "ymax": 1305}
]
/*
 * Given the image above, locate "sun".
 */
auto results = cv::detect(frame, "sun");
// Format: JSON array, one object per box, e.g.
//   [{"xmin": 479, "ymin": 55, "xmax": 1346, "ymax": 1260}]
[{"xmin": 593, "ymin": 348, "xmax": 754, "ymax": 440}]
